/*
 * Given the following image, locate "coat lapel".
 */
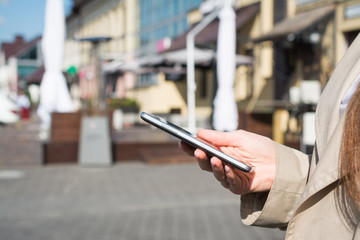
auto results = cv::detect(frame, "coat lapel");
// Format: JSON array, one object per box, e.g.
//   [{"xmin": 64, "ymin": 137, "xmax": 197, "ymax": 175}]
[
  {"xmin": 315, "ymin": 34, "xmax": 360, "ymax": 159},
  {"xmin": 298, "ymin": 115, "xmax": 345, "ymax": 205},
  {"xmin": 297, "ymin": 33, "xmax": 360, "ymax": 207}
]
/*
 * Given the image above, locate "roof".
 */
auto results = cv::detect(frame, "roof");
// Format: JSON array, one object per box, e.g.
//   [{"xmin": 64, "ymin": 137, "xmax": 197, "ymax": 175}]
[
  {"xmin": 167, "ymin": 2, "xmax": 260, "ymax": 51},
  {"xmin": 1, "ymin": 36, "xmax": 26, "ymax": 61},
  {"xmin": 1, "ymin": 35, "xmax": 41, "ymax": 61},
  {"xmin": 15, "ymin": 36, "xmax": 41, "ymax": 58},
  {"xmin": 253, "ymin": 4, "xmax": 335, "ymax": 42}
]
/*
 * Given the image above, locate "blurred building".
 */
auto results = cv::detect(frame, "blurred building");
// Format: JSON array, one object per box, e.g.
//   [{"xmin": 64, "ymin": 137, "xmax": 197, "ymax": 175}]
[
  {"xmin": 138, "ymin": 0, "xmax": 202, "ymax": 53},
  {"xmin": 111, "ymin": 0, "xmax": 203, "ymax": 125},
  {"xmin": 0, "ymin": 35, "xmax": 43, "ymax": 101},
  {"xmin": 63, "ymin": 0, "xmax": 360, "ymax": 147},
  {"xmin": 64, "ymin": 0, "xmax": 140, "ymax": 110},
  {"xmin": 253, "ymin": 0, "xmax": 360, "ymax": 148},
  {"xmin": 128, "ymin": 0, "xmax": 261, "ymax": 128},
  {"xmin": 64, "ymin": 0, "xmax": 204, "ymax": 122},
  {"xmin": 65, "ymin": 0, "xmax": 139, "ymax": 67}
]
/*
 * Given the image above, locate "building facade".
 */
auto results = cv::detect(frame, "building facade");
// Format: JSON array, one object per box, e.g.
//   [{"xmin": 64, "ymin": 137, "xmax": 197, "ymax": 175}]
[
  {"xmin": 253, "ymin": 0, "xmax": 360, "ymax": 147},
  {"xmin": 64, "ymin": 0, "xmax": 140, "ymax": 110},
  {"xmin": 65, "ymin": 0, "xmax": 139, "ymax": 67},
  {"xmin": 139, "ymin": 0, "xmax": 202, "ymax": 49},
  {"xmin": 63, "ymin": 0, "xmax": 360, "ymax": 146},
  {"xmin": 0, "ymin": 35, "xmax": 43, "ymax": 100},
  {"xmin": 127, "ymin": 0, "xmax": 265, "ymax": 129}
]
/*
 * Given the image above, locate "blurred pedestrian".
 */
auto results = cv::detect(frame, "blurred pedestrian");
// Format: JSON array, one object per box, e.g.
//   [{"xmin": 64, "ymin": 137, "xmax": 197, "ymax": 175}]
[{"xmin": 17, "ymin": 90, "xmax": 31, "ymax": 120}]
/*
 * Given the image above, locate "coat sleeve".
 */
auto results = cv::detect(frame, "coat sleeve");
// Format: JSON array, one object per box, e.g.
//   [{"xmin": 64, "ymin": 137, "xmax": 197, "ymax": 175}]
[{"xmin": 240, "ymin": 142, "xmax": 310, "ymax": 228}]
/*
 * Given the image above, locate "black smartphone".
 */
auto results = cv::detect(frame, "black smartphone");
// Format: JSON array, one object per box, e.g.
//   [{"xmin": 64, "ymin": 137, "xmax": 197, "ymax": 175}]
[{"xmin": 140, "ymin": 112, "xmax": 252, "ymax": 172}]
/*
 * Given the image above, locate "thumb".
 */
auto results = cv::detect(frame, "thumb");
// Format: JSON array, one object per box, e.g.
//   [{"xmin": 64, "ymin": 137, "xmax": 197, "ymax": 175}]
[{"xmin": 197, "ymin": 129, "xmax": 244, "ymax": 147}]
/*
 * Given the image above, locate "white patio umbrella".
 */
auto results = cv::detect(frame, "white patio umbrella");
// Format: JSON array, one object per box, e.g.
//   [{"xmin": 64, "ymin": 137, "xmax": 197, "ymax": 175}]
[
  {"xmin": 213, "ymin": 0, "xmax": 238, "ymax": 131},
  {"xmin": 37, "ymin": 0, "xmax": 73, "ymax": 130}
]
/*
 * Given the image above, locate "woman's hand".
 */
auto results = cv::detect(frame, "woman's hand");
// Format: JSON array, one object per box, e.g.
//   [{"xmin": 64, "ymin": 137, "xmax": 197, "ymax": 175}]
[{"xmin": 179, "ymin": 129, "xmax": 276, "ymax": 195}]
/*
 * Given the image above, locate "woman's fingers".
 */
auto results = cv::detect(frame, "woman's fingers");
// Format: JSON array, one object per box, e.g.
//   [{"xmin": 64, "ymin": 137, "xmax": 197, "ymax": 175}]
[
  {"xmin": 211, "ymin": 158, "xmax": 247, "ymax": 194},
  {"xmin": 179, "ymin": 131, "xmax": 251, "ymax": 194},
  {"xmin": 195, "ymin": 149, "xmax": 212, "ymax": 172},
  {"xmin": 178, "ymin": 141, "xmax": 195, "ymax": 156},
  {"xmin": 224, "ymin": 165, "xmax": 237, "ymax": 185},
  {"xmin": 210, "ymin": 157, "xmax": 230, "ymax": 188},
  {"xmin": 224, "ymin": 165, "xmax": 243, "ymax": 194},
  {"xmin": 178, "ymin": 141, "xmax": 212, "ymax": 172}
]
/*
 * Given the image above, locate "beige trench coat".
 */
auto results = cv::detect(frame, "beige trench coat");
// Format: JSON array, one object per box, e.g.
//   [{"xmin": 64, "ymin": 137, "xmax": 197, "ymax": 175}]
[{"xmin": 240, "ymin": 33, "xmax": 360, "ymax": 239}]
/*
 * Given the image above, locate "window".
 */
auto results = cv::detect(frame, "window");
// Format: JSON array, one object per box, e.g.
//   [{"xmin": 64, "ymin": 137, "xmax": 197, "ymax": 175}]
[
  {"xmin": 139, "ymin": 0, "xmax": 201, "ymax": 46},
  {"xmin": 163, "ymin": 26, "xmax": 169, "ymax": 38},
  {"xmin": 174, "ymin": 0, "xmax": 179, "ymax": 14},
  {"xmin": 173, "ymin": 22, "xmax": 178, "ymax": 37},
  {"xmin": 182, "ymin": 18, "xmax": 187, "ymax": 33},
  {"xmin": 345, "ymin": 4, "xmax": 360, "ymax": 19},
  {"xmin": 199, "ymin": 69, "xmax": 208, "ymax": 99},
  {"xmin": 296, "ymin": 0, "xmax": 320, "ymax": 6},
  {"xmin": 138, "ymin": 73, "xmax": 158, "ymax": 87},
  {"xmin": 274, "ymin": 0, "xmax": 287, "ymax": 23},
  {"xmin": 18, "ymin": 47, "xmax": 37, "ymax": 60}
]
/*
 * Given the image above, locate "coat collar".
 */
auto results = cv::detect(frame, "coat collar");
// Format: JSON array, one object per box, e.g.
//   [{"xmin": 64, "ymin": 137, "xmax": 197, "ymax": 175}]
[
  {"xmin": 297, "ymin": 33, "xmax": 360, "ymax": 207},
  {"xmin": 299, "ymin": 115, "xmax": 345, "ymax": 205},
  {"xmin": 315, "ymin": 34, "xmax": 360, "ymax": 158}
]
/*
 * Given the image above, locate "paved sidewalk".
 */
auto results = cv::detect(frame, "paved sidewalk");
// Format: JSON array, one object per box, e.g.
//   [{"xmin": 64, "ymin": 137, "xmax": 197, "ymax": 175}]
[
  {"xmin": 0, "ymin": 163, "xmax": 285, "ymax": 240},
  {"xmin": 0, "ymin": 118, "xmax": 42, "ymax": 166}
]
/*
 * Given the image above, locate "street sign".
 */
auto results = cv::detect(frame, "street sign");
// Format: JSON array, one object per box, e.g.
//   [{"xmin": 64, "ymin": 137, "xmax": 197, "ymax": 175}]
[{"xmin": 78, "ymin": 116, "xmax": 112, "ymax": 166}]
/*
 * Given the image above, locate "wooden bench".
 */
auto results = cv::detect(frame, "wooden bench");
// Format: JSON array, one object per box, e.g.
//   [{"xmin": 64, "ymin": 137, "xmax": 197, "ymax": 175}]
[
  {"xmin": 43, "ymin": 112, "xmax": 81, "ymax": 164},
  {"xmin": 43, "ymin": 112, "xmax": 195, "ymax": 165},
  {"xmin": 139, "ymin": 145, "xmax": 195, "ymax": 165}
]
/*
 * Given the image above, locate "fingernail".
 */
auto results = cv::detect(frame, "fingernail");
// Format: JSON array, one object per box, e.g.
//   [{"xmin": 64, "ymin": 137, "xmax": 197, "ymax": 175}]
[
  {"xmin": 224, "ymin": 165, "xmax": 230, "ymax": 173},
  {"xmin": 210, "ymin": 158, "xmax": 216, "ymax": 168},
  {"xmin": 194, "ymin": 149, "xmax": 200, "ymax": 158}
]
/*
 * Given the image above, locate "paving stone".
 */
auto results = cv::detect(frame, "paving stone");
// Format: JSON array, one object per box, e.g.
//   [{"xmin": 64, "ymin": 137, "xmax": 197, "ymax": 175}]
[{"xmin": 0, "ymin": 163, "xmax": 285, "ymax": 240}]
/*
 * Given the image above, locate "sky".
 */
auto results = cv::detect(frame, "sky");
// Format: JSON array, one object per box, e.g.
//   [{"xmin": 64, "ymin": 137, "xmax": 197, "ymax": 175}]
[{"xmin": 0, "ymin": 0, "xmax": 73, "ymax": 44}]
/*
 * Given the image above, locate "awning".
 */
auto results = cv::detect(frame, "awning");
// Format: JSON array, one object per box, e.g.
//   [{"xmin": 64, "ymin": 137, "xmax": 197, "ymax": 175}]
[
  {"xmin": 163, "ymin": 48, "xmax": 253, "ymax": 66},
  {"xmin": 103, "ymin": 55, "xmax": 164, "ymax": 74},
  {"xmin": 254, "ymin": 4, "xmax": 335, "ymax": 42},
  {"xmin": 103, "ymin": 47, "xmax": 253, "ymax": 74},
  {"xmin": 163, "ymin": 48, "xmax": 215, "ymax": 65},
  {"xmin": 167, "ymin": 2, "xmax": 260, "ymax": 51}
]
